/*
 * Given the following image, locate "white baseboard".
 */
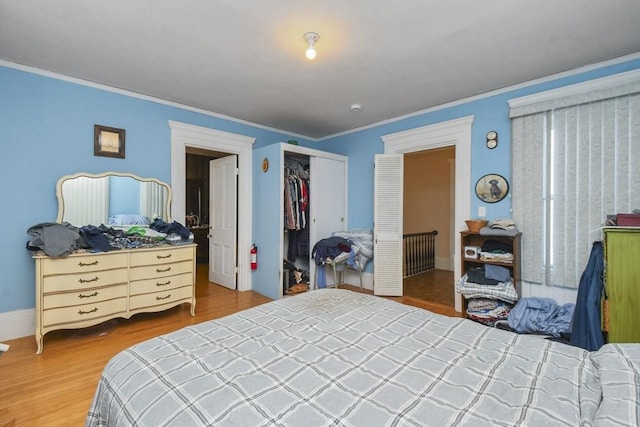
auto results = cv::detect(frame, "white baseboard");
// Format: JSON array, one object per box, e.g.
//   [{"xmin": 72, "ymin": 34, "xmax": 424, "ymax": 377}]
[
  {"xmin": 0, "ymin": 308, "xmax": 35, "ymax": 341},
  {"xmin": 435, "ymin": 256, "xmax": 453, "ymax": 271},
  {"xmin": 343, "ymin": 270, "xmax": 374, "ymax": 291}
]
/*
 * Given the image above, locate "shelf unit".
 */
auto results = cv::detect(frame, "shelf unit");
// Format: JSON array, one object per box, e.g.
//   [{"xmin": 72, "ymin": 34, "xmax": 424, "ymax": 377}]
[{"xmin": 459, "ymin": 231, "xmax": 522, "ymax": 309}]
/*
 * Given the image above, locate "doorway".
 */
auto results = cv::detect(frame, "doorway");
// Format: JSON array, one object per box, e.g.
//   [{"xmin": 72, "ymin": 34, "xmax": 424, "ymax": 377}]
[
  {"xmin": 169, "ymin": 121, "xmax": 255, "ymax": 292},
  {"xmin": 381, "ymin": 115, "xmax": 473, "ymax": 312},
  {"xmin": 186, "ymin": 149, "xmax": 239, "ymax": 289},
  {"xmin": 403, "ymin": 147, "xmax": 455, "ymax": 307},
  {"xmin": 186, "ymin": 150, "xmax": 217, "ymax": 264}
]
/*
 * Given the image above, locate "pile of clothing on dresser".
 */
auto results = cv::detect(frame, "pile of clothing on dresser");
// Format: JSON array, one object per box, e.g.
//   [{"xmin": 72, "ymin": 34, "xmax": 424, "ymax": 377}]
[{"xmin": 26, "ymin": 219, "xmax": 192, "ymax": 257}]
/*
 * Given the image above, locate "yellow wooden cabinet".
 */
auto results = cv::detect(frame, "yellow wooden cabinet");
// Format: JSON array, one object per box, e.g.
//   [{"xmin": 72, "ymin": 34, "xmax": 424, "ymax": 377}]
[{"xmin": 603, "ymin": 227, "xmax": 640, "ymax": 343}]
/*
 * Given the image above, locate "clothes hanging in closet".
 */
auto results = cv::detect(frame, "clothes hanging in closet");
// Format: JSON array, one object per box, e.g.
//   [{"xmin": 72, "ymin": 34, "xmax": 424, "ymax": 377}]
[{"xmin": 284, "ymin": 168, "xmax": 310, "ymax": 260}]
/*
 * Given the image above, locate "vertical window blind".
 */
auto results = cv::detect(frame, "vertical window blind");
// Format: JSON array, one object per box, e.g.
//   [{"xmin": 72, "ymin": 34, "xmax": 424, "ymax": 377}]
[{"xmin": 510, "ymin": 72, "xmax": 639, "ymax": 288}]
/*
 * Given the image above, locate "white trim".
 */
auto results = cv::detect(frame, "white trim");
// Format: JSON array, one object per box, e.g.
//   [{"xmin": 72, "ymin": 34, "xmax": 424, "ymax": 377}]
[
  {"xmin": 169, "ymin": 121, "xmax": 255, "ymax": 292},
  {"xmin": 508, "ymin": 69, "xmax": 640, "ymax": 108},
  {"xmin": 277, "ymin": 143, "xmax": 349, "ymax": 161},
  {"xmin": 382, "ymin": 115, "xmax": 474, "ymax": 312},
  {"xmin": 0, "ymin": 309, "xmax": 35, "ymax": 341}
]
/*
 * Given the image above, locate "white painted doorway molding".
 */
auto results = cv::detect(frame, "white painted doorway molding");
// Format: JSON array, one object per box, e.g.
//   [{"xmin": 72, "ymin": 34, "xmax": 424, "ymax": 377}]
[
  {"xmin": 169, "ymin": 121, "xmax": 255, "ymax": 292},
  {"xmin": 381, "ymin": 115, "xmax": 474, "ymax": 313}
]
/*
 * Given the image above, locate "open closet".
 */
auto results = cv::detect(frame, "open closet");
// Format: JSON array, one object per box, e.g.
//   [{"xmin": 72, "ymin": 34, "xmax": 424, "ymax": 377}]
[
  {"xmin": 252, "ymin": 143, "xmax": 348, "ymax": 300},
  {"xmin": 283, "ymin": 155, "xmax": 311, "ymax": 293}
]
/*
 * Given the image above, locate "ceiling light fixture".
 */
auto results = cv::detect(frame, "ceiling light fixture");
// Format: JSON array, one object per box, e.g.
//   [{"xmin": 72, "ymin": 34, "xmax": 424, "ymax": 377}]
[{"xmin": 304, "ymin": 32, "xmax": 319, "ymax": 60}]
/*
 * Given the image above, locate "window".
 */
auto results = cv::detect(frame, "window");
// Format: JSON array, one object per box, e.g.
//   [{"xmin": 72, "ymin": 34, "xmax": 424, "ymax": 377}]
[{"xmin": 509, "ymin": 71, "xmax": 639, "ymax": 289}]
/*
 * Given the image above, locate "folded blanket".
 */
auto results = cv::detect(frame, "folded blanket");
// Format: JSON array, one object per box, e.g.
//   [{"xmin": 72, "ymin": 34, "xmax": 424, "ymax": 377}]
[
  {"xmin": 479, "ymin": 226, "xmax": 520, "ymax": 237},
  {"xmin": 457, "ymin": 274, "xmax": 518, "ymax": 304}
]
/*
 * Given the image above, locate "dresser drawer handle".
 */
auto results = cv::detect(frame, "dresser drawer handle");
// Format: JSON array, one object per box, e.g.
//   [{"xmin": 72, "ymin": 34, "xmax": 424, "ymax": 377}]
[
  {"xmin": 78, "ymin": 307, "xmax": 98, "ymax": 315},
  {"xmin": 78, "ymin": 291, "xmax": 99, "ymax": 299},
  {"xmin": 156, "ymin": 280, "xmax": 172, "ymax": 287},
  {"xmin": 78, "ymin": 276, "xmax": 99, "ymax": 284},
  {"xmin": 157, "ymin": 254, "xmax": 172, "ymax": 259},
  {"xmin": 156, "ymin": 267, "xmax": 172, "ymax": 273},
  {"xmin": 156, "ymin": 294, "xmax": 171, "ymax": 301},
  {"xmin": 78, "ymin": 260, "xmax": 99, "ymax": 267}
]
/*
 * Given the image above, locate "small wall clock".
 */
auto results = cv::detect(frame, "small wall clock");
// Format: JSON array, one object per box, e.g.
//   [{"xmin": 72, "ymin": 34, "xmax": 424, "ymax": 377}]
[{"xmin": 486, "ymin": 131, "xmax": 498, "ymax": 149}]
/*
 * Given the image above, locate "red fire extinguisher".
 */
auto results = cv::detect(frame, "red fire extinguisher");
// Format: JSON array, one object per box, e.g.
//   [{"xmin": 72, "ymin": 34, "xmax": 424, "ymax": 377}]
[{"xmin": 250, "ymin": 244, "xmax": 258, "ymax": 270}]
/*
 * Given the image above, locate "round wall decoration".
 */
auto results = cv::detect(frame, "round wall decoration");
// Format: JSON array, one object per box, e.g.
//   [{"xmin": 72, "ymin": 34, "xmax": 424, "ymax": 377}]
[
  {"xmin": 475, "ymin": 174, "xmax": 509, "ymax": 203},
  {"xmin": 262, "ymin": 157, "xmax": 269, "ymax": 172}
]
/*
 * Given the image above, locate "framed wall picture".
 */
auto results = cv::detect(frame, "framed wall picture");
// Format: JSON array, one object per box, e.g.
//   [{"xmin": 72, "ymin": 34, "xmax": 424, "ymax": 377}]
[
  {"xmin": 475, "ymin": 173, "xmax": 509, "ymax": 203},
  {"xmin": 94, "ymin": 125, "xmax": 125, "ymax": 159}
]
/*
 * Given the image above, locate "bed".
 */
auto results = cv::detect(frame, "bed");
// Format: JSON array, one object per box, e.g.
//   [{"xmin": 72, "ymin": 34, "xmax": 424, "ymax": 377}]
[{"xmin": 86, "ymin": 289, "xmax": 639, "ymax": 426}]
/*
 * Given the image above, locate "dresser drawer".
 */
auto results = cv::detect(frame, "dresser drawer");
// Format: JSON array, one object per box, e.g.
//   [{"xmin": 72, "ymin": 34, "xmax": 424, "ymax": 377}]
[
  {"xmin": 129, "ymin": 260, "xmax": 193, "ymax": 281},
  {"xmin": 130, "ymin": 272, "xmax": 193, "ymax": 295},
  {"xmin": 43, "ymin": 284, "xmax": 128, "ymax": 310},
  {"xmin": 41, "ymin": 253, "xmax": 128, "ymax": 275},
  {"xmin": 42, "ymin": 268, "xmax": 128, "ymax": 293},
  {"xmin": 43, "ymin": 297, "xmax": 127, "ymax": 327},
  {"xmin": 129, "ymin": 285, "xmax": 193, "ymax": 310},
  {"xmin": 130, "ymin": 247, "xmax": 193, "ymax": 266}
]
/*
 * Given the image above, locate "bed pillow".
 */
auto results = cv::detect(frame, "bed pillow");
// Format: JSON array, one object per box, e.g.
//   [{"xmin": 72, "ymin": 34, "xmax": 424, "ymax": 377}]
[{"xmin": 108, "ymin": 214, "xmax": 150, "ymax": 226}]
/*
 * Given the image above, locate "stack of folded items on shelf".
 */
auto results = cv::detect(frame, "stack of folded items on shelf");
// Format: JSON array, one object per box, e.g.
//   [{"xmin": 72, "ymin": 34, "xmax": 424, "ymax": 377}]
[
  {"xmin": 457, "ymin": 264, "xmax": 518, "ymax": 326},
  {"xmin": 479, "ymin": 219, "xmax": 519, "ymax": 236},
  {"xmin": 466, "ymin": 298, "xmax": 512, "ymax": 325},
  {"xmin": 479, "ymin": 239, "xmax": 514, "ymax": 263}
]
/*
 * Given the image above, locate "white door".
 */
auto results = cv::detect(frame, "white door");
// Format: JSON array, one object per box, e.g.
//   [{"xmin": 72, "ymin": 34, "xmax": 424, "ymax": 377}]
[
  {"xmin": 373, "ymin": 154, "xmax": 403, "ymax": 296},
  {"xmin": 310, "ymin": 156, "xmax": 347, "ymax": 240},
  {"xmin": 309, "ymin": 156, "xmax": 347, "ymax": 287},
  {"xmin": 209, "ymin": 155, "xmax": 238, "ymax": 289}
]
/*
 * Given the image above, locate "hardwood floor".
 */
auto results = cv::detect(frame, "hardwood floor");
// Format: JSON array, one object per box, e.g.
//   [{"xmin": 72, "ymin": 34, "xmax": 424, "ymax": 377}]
[
  {"xmin": 403, "ymin": 269, "xmax": 456, "ymax": 307},
  {"xmin": 0, "ymin": 265, "xmax": 460, "ymax": 426}
]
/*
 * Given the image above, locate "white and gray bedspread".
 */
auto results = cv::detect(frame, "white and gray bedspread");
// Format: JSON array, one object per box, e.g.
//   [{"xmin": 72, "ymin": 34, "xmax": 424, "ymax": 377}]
[{"xmin": 86, "ymin": 289, "xmax": 639, "ymax": 426}]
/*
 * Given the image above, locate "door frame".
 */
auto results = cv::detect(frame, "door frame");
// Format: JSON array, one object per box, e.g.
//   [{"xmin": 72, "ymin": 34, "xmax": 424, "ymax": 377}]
[
  {"xmin": 169, "ymin": 121, "xmax": 255, "ymax": 292},
  {"xmin": 381, "ymin": 115, "xmax": 474, "ymax": 312}
]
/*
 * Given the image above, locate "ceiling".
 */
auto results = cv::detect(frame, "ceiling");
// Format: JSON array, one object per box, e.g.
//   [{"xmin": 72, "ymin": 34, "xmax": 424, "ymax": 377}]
[{"xmin": 1, "ymin": 1, "xmax": 639, "ymax": 140}]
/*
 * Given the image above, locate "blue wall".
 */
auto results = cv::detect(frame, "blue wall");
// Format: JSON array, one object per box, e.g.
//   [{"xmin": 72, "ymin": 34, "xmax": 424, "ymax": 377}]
[
  {"xmin": 1, "ymin": 56, "xmax": 638, "ymax": 316},
  {"xmin": 109, "ymin": 176, "xmax": 140, "ymax": 217},
  {"xmin": 0, "ymin": 66, "xmax": 309, "ymax": 313},
  {"xmin": 320, "ymin": 58, "xmax": 640, "ymax": 233}
]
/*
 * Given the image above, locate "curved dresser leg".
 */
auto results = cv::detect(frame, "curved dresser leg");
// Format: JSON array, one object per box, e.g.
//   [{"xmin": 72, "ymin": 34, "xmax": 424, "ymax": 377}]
[
  {"xmin": 190, "ymin": 300, "xmax": 196, "ymax": 316},
  {"xmin": 36, "ymin": 334, "xmax": 43, "ymax": 354}
]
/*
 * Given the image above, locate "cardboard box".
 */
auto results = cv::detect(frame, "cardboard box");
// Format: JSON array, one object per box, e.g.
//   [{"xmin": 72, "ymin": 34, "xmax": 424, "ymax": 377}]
[{"xmin": 616, "ymin": 213, "xmax": 640, "ymax": 226}]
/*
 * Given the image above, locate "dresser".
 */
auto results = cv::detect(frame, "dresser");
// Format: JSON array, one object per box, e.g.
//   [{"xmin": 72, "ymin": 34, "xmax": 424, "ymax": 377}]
[
  {"xmin": 603, "ymin": 227, "xmax": 640, "ymax": 343},
  {"xmin": 34, "ymin": 244, "xmax": 196, "ymax": 353}
]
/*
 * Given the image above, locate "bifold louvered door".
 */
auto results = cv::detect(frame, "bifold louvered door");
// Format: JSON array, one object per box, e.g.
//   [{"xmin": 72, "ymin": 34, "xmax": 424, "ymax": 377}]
[{"xmin": 373, "ymin": 154, "xmax": 403, "ymax": 296}]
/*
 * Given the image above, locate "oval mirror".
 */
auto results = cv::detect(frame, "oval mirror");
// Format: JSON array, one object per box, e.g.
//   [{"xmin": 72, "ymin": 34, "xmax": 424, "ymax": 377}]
[{"xmin": 56, "ymin": 172, "xmax": 171, "ymax": 227}]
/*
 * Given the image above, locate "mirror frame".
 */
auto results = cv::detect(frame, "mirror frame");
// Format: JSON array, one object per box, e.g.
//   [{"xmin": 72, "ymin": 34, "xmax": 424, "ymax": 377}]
[{"xmin": 56, "ymin": 171, "xmax": 172, "ymax": 225}]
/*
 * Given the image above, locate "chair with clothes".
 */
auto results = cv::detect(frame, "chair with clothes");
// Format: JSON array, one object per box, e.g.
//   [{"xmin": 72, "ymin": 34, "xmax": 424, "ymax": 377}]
[{"xmin": 312, "ymin": 229, "xmax": 373, "ymax": 292}]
